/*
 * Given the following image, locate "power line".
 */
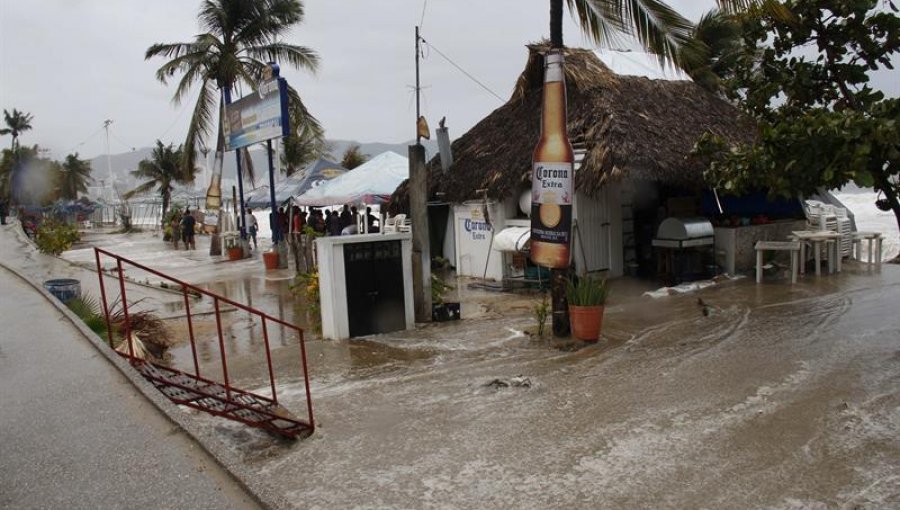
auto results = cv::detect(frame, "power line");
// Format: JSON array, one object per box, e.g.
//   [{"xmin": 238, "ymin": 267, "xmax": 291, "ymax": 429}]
[
  {"xmin": 419, "ymin": 37, "xmax": 505, "ymax": 103},
  {"xmin": 419, "ymin": 0, "xmax": 428, "ymax": 28},
  {"xmin": 65, "ymin": 124, "xmax": 105, "ymax": 155}
]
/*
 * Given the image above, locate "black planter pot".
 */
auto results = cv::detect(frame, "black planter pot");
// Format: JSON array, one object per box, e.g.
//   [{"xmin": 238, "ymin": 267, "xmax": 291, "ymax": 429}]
[{"xmin": 432, "ymin": 302, "xmax": 461, "ymax": 322}]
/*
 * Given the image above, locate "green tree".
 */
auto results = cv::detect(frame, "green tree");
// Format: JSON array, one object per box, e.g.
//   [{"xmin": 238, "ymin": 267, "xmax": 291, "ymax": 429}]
[
  {"xmin": 57, "ymin": 153, "xmax": 93, "ymax": 200},
  {"xmin": 698, "ymin": 0, "xmax": 900, "ymax": 246},
  {"xmin": 145, "ymin": 0, "xmax": 324, "ymax": 180},
  {"xmin": 340, "ymin": 144, "xmax": 368, "ymax": 170},
  {"xmin": 0, "ymin": 145, "xmax": 56, "ymax": 205},
  {"xmin": 282, "ymin": 127, "xmax": 327, "ymax": 176},
  {"xmin": 125, "ymin": 141, "xmax": 197, "ymax": 225},
  {"xmin": 677, "ymin": 9, "xmax": 744, "ymax": 93},
  {"xmin": 0, "ymin": 109, "xmax": 34, "ymax": 151}
]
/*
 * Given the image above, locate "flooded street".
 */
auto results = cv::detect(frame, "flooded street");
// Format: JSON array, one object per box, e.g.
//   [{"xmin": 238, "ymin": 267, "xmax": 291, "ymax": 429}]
[
  {"xmin": 203, "ymin": 270, "xmax": 899, "ymax": 509},
  {"xmin": 4, "ymin": 224, "xmax": 899, "ymax": 508}
]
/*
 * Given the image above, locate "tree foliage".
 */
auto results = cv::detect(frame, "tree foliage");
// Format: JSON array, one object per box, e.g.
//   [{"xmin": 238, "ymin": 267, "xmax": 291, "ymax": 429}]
[
  {"xmin": 697, "ymin": 0, "xmax": 900, "ymax": 233},
  {"xmin": 125, "ymin": 140, "xmax": 197, "ymax": 225},
  {"xmin": 0, "ymin": 108, "xmax": 33, "ymax": 150},
  {"xmin": 145, "ymin": 0, "xmax": 325, "ymax": 176},
  {"xmin": 57, "ymin": 153, "xmax": 92, "ymax": 200},
  {"xmin": 340, "ymin": 144, "xmax": 368, "ymax": 170}
]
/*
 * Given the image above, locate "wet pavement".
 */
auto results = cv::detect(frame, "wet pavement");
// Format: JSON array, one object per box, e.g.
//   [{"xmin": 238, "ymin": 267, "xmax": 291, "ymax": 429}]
[{"xmin": 3, "ymin": 222, "xmax": 900, "ymax": 508}]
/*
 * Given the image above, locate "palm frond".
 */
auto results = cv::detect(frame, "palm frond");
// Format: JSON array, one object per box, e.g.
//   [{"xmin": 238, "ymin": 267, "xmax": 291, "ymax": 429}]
[
  {"xmin": 244, "ymin": 43, "xmax": 319, "ymax": 73},
  {"xmin": 182, "ymin": 82, "xmax": 218, "ymax": 175}
]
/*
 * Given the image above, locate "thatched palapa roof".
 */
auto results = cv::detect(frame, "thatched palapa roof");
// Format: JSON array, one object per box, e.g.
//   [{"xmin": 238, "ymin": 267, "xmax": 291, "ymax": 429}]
[{"xmin": 393, "ymin": 44, "xmax": 754, "ymax": 208}]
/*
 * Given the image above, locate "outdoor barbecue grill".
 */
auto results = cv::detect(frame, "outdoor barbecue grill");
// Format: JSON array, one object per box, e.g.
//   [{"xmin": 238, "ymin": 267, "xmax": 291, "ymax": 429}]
[{"xmin": 652, "ymin": 217, "xmax": 716, "ymax": 284}]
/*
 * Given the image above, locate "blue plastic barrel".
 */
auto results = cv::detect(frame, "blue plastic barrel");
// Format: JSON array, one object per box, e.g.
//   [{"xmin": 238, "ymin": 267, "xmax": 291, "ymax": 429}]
[{"xmin": 43, "ymin": 278, "xmax": 82, "ymax": 303}]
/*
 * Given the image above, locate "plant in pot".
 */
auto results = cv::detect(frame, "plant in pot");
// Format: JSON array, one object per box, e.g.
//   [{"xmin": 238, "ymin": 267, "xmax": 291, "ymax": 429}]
[
  {"xmin": 431, "ymin": 273, "xmax": 460, "ymax": 321},
  {"xmin": 224, "ymin": 234, "xmax": 242, "ymax": 261},
  {"xmin": 566, "ymin": 275, "xmax": 609, "ymax": 342}
]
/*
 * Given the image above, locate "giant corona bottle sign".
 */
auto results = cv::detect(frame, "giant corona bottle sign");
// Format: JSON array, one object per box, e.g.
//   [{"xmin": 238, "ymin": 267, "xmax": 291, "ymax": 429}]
[{"xmin": 530, "ymin": 50, "xmax": 574, "ymax": 269}]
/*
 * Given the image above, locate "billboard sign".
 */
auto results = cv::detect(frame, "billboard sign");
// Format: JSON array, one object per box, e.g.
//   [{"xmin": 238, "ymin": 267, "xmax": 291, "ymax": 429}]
[{"xmin": 223, "ymin": 77, "xmax": 290, "ymax": 152}]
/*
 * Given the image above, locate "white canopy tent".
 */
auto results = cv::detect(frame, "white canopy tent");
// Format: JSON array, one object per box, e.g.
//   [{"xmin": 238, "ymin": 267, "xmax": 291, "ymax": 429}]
[{"xmin": 293, "ymin": 151, "xmax": 409, "ymax": 207}]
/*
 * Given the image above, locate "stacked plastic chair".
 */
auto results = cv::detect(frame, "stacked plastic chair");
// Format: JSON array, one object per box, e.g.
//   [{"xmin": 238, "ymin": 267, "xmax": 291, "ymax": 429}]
[{"xmin": 804, "ymin": 200, "xmax": 853, "ymax": 257}]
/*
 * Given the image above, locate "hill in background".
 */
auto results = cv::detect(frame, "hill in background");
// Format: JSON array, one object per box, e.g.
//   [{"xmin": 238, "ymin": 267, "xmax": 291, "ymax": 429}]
[{"xmin": 87, "ymin": 138, "xmax": 438, "ymax": 197}]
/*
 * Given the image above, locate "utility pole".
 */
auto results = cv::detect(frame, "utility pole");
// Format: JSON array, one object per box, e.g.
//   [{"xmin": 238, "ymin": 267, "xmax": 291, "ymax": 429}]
[
  {"xmin": 103, "ymin": 119, "xmax": 114, "ymax": 198},
  {"xmin": 410, "ymin": 25, "xmax": 432, "ymax": 322}
]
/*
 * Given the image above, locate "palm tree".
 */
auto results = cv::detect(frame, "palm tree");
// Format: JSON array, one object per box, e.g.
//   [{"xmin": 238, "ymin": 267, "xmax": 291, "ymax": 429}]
[
  {"xmin": 57, "ymin": 153, "xmax": 93, "ymax": 200},
  {"xmin": 145, "ymin": 0, "xmax": 324, "ymax": 195},
  {"xmin": 282, "ymin": 123, "xmax": 328, "ymax": 176},
  {"xmin": 0, "ymin": 109, "xmax": 34, "ymax": 151},
  {"xmin": 554, "ymin": 1, "xmax": 782, "ymax": 60},
  {"xmin": 125, "ymin": 141, "xmax": 197, "ymax": 225},
  {"xmin": 677, "ymin": 9, "xmax": 744, "ymax": 93},
  {"xmin": 340, "ymin": 144, "xmax": 368, "ymax": 170}
]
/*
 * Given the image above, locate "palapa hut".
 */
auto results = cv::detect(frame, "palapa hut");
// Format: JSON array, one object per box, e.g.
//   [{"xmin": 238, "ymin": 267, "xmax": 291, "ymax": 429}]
[{"xmin": 396, "ymin": 44, "xmax": 755, "ymax": 280}]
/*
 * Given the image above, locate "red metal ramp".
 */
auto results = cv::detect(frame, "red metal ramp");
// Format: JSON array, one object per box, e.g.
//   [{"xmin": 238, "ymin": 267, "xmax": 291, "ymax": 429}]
[
  {"xmin": 94, "ymin": 247, "xmax": 314, "ymax": 439},
  {"xmin": 136, "ymin": 360, "xmax": 312, "ymax": 439}
]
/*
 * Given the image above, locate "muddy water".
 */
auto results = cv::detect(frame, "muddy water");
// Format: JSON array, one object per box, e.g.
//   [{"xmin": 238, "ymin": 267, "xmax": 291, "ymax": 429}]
[
  {"xmin": 187, "ymin": 268, "xmax": 899, "ymax": 509},
  {"xmin": 7, "ymin": 225, "xmax": 899, "ymax": 508}
]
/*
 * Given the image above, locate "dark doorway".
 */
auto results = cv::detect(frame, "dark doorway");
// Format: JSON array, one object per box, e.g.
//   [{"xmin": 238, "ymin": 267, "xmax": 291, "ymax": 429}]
[{"xmin": 344, "ymin": 240, "xmax": 406, "ymax": 337}]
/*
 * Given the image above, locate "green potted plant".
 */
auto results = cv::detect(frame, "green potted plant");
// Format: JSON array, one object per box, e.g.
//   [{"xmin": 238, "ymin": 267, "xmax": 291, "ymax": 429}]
[
  {"xmin": 566, "ymin": 275, "xmax": 609, "ymax": 342},
  {"xmin": 223, "ymin": 233, "xmax": 242, "ymax": 261}
]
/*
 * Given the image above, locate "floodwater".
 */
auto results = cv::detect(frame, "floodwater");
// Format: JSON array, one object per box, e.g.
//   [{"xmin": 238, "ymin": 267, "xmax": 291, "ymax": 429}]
[{"xmin": 4, "ymin": 223, "xmax": 899, "ymax": 508}]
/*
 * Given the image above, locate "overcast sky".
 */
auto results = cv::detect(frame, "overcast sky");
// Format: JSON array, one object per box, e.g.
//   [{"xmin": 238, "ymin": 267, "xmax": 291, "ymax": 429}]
[{"xmin": 1, "ymin": 1, "xmax": 896, "ymax": 161}]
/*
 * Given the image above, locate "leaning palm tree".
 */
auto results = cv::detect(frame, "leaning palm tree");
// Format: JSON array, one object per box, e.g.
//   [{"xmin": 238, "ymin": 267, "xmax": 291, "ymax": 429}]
[
  {"xmin": 124, "ymin": 141, "xmax": 197, "ymax": 226},
  {"xmin": 145, "ymin": 0, "xmax": 323, "ymax": 198},
  {"xmin": 0, "ymin": 109, "xmax": 34, "ymax": 151},
  {"xmin": 57, "ymin": 153, "xmax": 93, "ymax": 200}
]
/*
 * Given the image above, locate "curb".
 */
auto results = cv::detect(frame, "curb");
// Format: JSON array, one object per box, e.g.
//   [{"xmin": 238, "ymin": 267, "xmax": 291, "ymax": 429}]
[{"xmin": 0, "ymin": 254, "xmax": 294, "ymax": 510}]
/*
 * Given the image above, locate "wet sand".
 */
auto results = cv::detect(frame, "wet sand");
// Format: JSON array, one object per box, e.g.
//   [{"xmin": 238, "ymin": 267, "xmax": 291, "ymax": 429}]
[{"xmin": 6, "ymin": 224, "xmax": 900, "ymax": 508}]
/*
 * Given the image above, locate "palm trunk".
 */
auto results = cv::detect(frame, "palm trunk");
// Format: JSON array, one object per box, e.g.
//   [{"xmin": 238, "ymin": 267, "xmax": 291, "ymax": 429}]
[
  {"xmin": 550, "ymin": 0, "xmax": 569, "ymax": 336},
  {"xmin": 550, "ymin": 0, "xmax": 564, "ymax": 49}
]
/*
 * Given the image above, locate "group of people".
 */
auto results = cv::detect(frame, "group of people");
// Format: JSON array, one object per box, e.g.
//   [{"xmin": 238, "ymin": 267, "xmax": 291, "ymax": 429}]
[
  {"xmin": 168, "ymin": 203, "xmax": 382, "ymax": 252},
  {"xmin": 302, "ymin": 204, "xmax": 379, "ymax": 236},
  {"xmin": 169, "ymin": 208, "xmax": 197, "ymax": 250}
]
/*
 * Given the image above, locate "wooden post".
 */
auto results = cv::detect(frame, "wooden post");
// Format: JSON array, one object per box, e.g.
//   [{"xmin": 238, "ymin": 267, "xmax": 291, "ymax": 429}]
[{"xmin": 409, "ymin": 144, "xmax": 432, "ymax": 322}]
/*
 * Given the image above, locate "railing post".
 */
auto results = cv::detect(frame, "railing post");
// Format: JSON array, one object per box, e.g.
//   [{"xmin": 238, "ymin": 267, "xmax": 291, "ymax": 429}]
[
  {"xmin": 213, "ymin": 297, "xmax": 231, "ymax": 400},
  {"xmin": 298, "ymin": 330, "xmax": 314, "ymax": 431},
  {"xmin": 182, "ymin": 284, "xmax": 200, "ymax": 378},
  {"xmin": 261, "ymin": 318, "xmax": 277, "ymax": 404},
  {"xmin": 94, "ymin": 248, "xmax": 114, "ymax": 347},
  {"xmin": 116, "ymin": 259, "xmax": 134, "ymax": 359}
]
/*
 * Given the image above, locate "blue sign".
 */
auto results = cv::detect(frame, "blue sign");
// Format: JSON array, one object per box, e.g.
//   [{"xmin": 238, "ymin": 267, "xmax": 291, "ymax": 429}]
[{"xmin": 223, "ymin": 77, "xmax": 290, "ymax": 151}]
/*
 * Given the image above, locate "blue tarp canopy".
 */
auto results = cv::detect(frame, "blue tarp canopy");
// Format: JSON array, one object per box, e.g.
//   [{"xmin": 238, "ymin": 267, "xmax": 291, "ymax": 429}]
[{"xmin": 245, "ymin": 158, "xmax": 347, "ymax": 208}]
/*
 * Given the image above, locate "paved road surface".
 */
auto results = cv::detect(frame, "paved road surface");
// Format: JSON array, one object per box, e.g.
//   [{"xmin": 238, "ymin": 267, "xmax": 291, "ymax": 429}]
[{"xmin": 0, "ymin": 265, "xmax": 260, "ymax": 509}]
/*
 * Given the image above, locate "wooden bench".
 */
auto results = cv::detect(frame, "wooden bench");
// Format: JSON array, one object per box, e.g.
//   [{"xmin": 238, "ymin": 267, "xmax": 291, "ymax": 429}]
[{"xmin": 755, "ymin": 240, "xmax": 801, "ymax": 284}]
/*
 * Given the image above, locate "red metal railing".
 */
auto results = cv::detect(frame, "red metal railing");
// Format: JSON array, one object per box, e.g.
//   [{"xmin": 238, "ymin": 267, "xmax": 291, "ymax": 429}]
[{"xmin": 94, "ymin": 247, "xmax": 314, "ymax": 438}]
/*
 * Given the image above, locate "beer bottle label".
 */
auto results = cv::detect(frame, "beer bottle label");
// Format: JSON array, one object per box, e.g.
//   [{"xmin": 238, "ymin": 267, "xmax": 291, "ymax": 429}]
[{"xmin": 530, "ymin": 161, "xmax": 573, "ymax": 245}]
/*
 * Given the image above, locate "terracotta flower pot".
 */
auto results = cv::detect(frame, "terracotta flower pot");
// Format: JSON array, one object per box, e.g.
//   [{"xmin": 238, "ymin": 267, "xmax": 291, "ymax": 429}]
[
  {"xmin": 569, "ymin": 304, "xmax": 605, "ymax": 342},
  {"xmin": 227, "ymin": 246, "xmax": 243, "ymax": 261},
  {"xmin": 263, "ymin": 251, "xmax": 279, "ymax": 270}
]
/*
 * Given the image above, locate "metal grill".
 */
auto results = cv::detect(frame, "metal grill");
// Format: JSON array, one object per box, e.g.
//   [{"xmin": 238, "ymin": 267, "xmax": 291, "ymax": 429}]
[{"xmin": 652, "ymin": 217, "xmax": 714, "ymax": 248}]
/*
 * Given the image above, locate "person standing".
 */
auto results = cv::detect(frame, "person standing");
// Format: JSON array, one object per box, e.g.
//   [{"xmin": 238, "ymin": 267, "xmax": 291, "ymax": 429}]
[
  {"xmin": 245, "ymin": 207, "xmax": 258, "ymax": 250},
  {"xmin": 170, "ymin": 208, "xmax": 181, "ymax": 249},
  {"xmin": 339, "ymin": 204, "xmax": 352, "ymax": 230},
  {"xmin": 181, "ymin": 208, "xmax": 196, "ymax": 250}
]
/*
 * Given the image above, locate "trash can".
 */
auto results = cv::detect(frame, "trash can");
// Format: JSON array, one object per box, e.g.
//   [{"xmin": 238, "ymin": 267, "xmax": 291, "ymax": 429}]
[{"xmin": 43, "ymin": 278, "xmax": 81, "ymax": 303}]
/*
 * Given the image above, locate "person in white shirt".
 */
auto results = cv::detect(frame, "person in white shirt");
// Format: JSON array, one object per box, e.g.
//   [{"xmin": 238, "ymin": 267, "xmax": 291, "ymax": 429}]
[{"xmin": 245, "ymin": 208, "xmax": 259, "ymax": 250}]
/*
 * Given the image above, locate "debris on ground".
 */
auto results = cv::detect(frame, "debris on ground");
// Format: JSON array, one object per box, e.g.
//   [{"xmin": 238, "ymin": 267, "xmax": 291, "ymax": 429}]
[{"xmin": 483, "ymin": 375, "xmax": 532, "ymax": 389}]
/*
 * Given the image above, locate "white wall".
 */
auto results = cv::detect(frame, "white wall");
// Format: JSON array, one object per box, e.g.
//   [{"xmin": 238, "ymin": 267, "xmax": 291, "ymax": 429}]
[
  {"xmin": 453, "ymin": 200, "xmax": 511, "ymax": 280},
  {"xmin": 573, "ymin": 182, "xmax": 624, "ymax": 277}
]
